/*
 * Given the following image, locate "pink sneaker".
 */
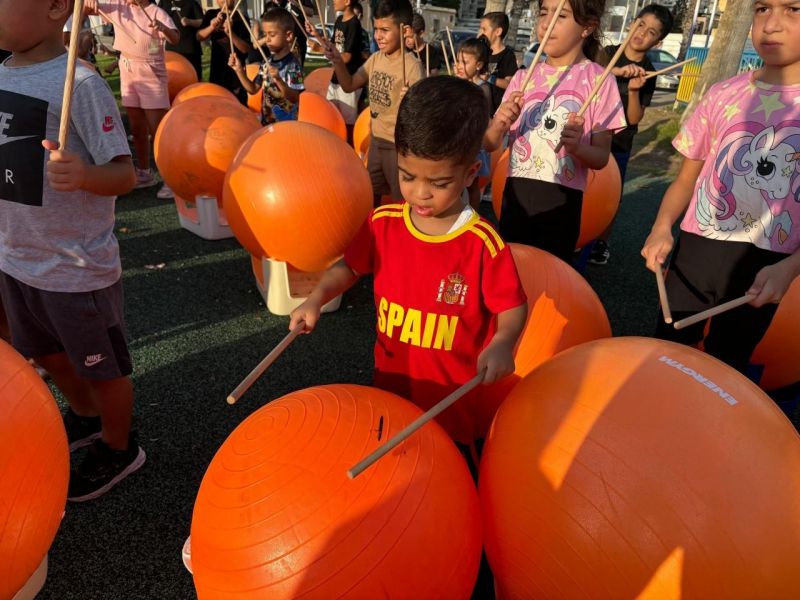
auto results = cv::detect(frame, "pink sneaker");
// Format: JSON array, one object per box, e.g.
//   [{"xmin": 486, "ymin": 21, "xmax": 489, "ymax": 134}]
[{"xmin": 134, "ymin": 168, "xmax": 156, "ymax": 189}]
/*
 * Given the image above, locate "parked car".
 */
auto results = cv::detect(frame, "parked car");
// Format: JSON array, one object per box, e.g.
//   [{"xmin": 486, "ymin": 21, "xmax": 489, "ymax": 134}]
[
  {"xmin": 647, "ymin": 48, "xmax": 680, "ymax": 90},
  {"xmin": 522, "ymin": 44, "xmax": 680, "ymax": 90}
]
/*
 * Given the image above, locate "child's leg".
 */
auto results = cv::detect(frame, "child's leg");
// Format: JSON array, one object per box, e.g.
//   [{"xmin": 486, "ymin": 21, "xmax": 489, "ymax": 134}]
[
  {"xmin": 378, "ymin": 138, "xmax": 403, "ymax": 202},
  {"xmin": 367, "ymin": 136, "xmax": 391, "ymax": 206},
  {"xmin": 127, "ymin": 106, "xmax": 151, "ymax": 171},
  {"xmin": 144, "ymin": 107, "xmax": 168, "ymax": 138},
  {"xmin": 33, "ymin": 352, "xmax": 96, "ymax": 416}
]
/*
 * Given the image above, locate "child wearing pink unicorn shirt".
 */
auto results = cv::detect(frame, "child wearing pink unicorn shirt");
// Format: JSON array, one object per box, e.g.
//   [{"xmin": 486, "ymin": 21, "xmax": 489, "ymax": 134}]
[
  {"xmin": 642, "ymin": 0, "xmax": 800, "ymax": 376},
  {"xmin": 86, "ymin": 0, "xmax": 179, "ymax": 198},
  {"xmin": 485, "ymin": 0, "xmax": 625, "ymax": 263}
]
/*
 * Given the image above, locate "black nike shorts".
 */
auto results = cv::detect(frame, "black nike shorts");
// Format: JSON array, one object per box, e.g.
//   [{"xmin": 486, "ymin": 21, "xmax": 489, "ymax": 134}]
[{"xmin": 0, "ymin": 272, "xmax": 132, "ymax": 380}]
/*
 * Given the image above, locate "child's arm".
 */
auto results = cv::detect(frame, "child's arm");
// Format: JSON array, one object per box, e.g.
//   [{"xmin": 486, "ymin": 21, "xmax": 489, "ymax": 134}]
[
  {"xmin": 323, "ymin": 40, "xmax": 368, "ymax": 93},
  {"xmin": 228, "ymin": 54, "xmax": 260, "ymax": 95},
  {"xmin": 748, "ymin": 252, "xmax": 800, "ymax": 307},
  {"xmin": 269, "ymin": 65, "xmax": 301, "ymax": 104},
  {"xmin": 625, "ymin": 75, "xmax": 647, "ymax": 126},
  {"xmin": 289, "ymin": 259, "xmax": 360, "ymax": 332},
  {"xmin": 484, "ymin": 91, "xmax": 523, "ymax": 151},
  {"xmin": 42, "ymin": 140, "xmax": 135, "ymax": 196},
  {"xmin": 152, "ymin": 19, "xmax": 180, "ymax": 46},
  {"xmin": 197, "ymin": 12, "xmax": 224, "ymax": 42},
  {"xmin": 641, "ymin": 157, "xmax": 705, "ymax": 271},
  {"xmin": 477, "ymin": 303, "xmax": 527, "ymax": 384},
  {"xmin": 494, "ymin": 76, "xmax": 512, "ymax": 90}
]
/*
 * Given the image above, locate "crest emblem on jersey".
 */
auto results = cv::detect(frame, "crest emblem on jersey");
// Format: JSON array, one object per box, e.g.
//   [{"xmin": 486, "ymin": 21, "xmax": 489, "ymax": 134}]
[{"xmin": 436, "ymin": 272, "xmax": 468, "ymax": 305}]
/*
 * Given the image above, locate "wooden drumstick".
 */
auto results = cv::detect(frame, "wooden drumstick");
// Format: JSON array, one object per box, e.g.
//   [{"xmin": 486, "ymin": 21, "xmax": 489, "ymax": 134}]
[
  {"xmin": 236, "ymin": 6, "xmax": 269, "ymax": 63},
  {"xmin": 643, "ymin": 57, "xmax": 696, "ymax": 80},
  {"xmin": 441, "ymin": 40, "xmax": 451, "ymax": 75},
  {"xmin": 59, "ymin": 0, "xmax": 86, "ymax": 150},
  {"xmin": 227, "ymin": 322, "xmax": 306, "ymax": 404},
  {"xmin": 655, "ymin": 267, "xmax": 672, "ymax": 324},
  {"xmin": 673, "ymin": 295, "xmax": 757, "ymax": 330},
  {"xmin": 97, "ymin": 8, "xmax": 137, "ymax": 42},
  {"xmin": 347, "ymin": 369, "xmax": 487, "ymax": 479},
  {"xmin": 400, "ymin": 23, "xmax": 406, "ymax": 85},
  {"xmin": 521, "ymin": 0, "xmax": 567, "ymax": 91},
  {"xmin": 553, "ymin": 19, "xmax": 643, "ymax": 153}
]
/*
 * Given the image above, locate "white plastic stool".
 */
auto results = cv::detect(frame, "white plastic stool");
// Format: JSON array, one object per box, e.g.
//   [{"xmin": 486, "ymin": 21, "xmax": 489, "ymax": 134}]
[
  {"xmin": 12, "ymin": 554, "xmax": 48, "ymax": 600},
  {"xmin": 250, "ymin": 256, "xmax": 342, "ymax": 316},
  {"xmin": 174, "ymin": 195, "xmax": 234, "ymax": 240}
]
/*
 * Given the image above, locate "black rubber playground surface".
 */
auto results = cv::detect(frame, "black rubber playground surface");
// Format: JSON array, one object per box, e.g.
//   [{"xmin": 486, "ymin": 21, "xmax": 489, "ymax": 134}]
[{"xmin": 40, "ymin": 106, "xmax": 688, "ymax": 599}]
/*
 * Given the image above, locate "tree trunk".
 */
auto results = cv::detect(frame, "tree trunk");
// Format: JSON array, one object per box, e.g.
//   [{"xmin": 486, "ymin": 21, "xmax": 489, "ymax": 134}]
[
  {"xmin": 677, "ymin": 0, "xmax": 701, "ymax": 61},
  {"xmin": 683, "ymin": 0, "xmax": 753, "ymax": 121},
  {"xmin": 484, "ymin": 0, "xmax": 506, "ymax": 14},
  {"xmin": 505, "ymin": 0, "xmax": 529, "ymax": 50}
]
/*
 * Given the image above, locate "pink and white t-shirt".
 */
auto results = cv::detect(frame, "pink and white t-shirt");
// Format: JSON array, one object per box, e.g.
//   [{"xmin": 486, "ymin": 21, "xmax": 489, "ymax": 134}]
[
  {"xmin": 674, "ymin": 72, "xmax": 800, "ymax": 254},
  {"xmin": 503, "ymin": 60, "xmax": 626, "ymax": 191},
  {"xmin": 100, "ymin": 1, "xmax": 176, "ymax": 63}
]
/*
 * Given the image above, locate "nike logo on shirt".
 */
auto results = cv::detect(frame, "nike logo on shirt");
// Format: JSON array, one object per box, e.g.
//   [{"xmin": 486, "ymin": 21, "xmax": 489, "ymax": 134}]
[{"xmin": 0, "ymin": 134, "xmax": 36, "ymax": 146}]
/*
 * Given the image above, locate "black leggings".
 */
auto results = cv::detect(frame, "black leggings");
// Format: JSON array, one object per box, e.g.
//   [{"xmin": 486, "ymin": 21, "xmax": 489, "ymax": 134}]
[
  {"xmin": 656, "ymin": 233, "xmax": 783, "ymax": 373},
  {"xmin": 499, "ymin": 177, "xmax": 582, "ymax": 263}
]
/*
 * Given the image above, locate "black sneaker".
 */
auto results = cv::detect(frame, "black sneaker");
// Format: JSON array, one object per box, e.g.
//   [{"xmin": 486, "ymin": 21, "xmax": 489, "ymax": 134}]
[
  {"xmin": 588, "ymin": 240, "xmax": 610, "ymax": 265},
  {"xmin": 63, "ymin": 409, "xmax": 102, "ymax": 452},
  {"xmin": 67, "ymin": 435, "xmax": 146, "ymax": 502}
]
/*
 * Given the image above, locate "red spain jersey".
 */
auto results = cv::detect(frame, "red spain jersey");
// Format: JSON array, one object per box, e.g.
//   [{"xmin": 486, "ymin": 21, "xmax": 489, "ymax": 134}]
[{"xmin": 344, "ymin": 202, "xmax": 526, "ymax": 443}]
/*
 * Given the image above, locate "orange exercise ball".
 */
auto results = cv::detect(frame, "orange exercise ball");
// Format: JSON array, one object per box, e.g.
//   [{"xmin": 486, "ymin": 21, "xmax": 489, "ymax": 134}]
[
  {"xmin": 492, "ymin": 155, "xmax": 621, "ymax": 248},
  {"xmin": 190, "ymin": 384, "xmax": 482, "ymax": 599},
  {"xmin": 165, "ymin": 51, "xmax": 199, "ymax": 102},
  {"xmin": 172, "ymin": 82, "xmax": 238, "ymax": 107},
  {"xmin": 304, "ymin": 66, "xmax": 333, "ymax": 96},
  {"xmin": 222, "ymin": 121, "xmax": 373, "ymax": 271},
  {"xmin": 154, "ymin": 96, "xmax": 261, "ymax": 204},
  {"xmin": 353, "ymin": 107, "xmax": 371, "ymax": 161},
  {"xmin": 245, "ymin": 63, "xmax": 263, "ymax": 114},
  {"xmin": 751, "ymin": 275, "xmax": 800, "ymax": 390},
  {"xmin": 0, "ymin": 340, "xmax": 69, "ymax": 599},
  {"xmin": 298, "ymin": 91, "xmax": 347, "ymax": 141},
  {"xmin": 476, "ymin": 243, "xmax": 611, "ymax": 436},
  {"xmin": 480, "ymin": 337, "xmax": 800, "ymax": 599}
]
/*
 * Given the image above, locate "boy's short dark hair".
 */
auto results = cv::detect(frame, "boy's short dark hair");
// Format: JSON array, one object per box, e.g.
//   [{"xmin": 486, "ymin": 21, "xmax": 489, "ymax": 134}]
[
  {"xmin": 396, "ymin": 76, "xmax": 489, "ymax": 166},
  {"xmin": 481, "ymin": 12, "xmax": 510, "ymax": 39},
  {"xmin": 638, "ymin": 4, "xmax": 674, "ymax": 40},
  {"xmin": 352, "ymin": 1, "xmax": 363, "ymax": 16},
  {"xmin": 374, "ymin": 0, "xmax": 414, "ymax": 26},
  {"xmin": 263, "ymin": 7, "xmax": 294, "ymax": 32},
  {"xmin": 411, "ymin": 13, "xmax": 426, "ymax": 33}
]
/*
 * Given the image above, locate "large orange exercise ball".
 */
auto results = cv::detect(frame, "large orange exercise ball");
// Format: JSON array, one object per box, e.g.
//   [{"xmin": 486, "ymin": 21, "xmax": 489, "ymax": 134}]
[
  {"xmin": 154, "ymin": 96, "xmax": 260, "ymax": 204},
  {"xmin": 298, "ymin": 91, "xmax": 347, "ymax": 141},
  {"xmin": 222, "ymin": 121, "xmax": 372, "ymax": 271},
  {"xmin": 0, "ymin": 341, "xmax": 69, "ymax": 599},
  {"xmin": 751, "ymin": 275, "xmax": 800, "ymax": 390},
  {"xmin": 172, "ymin": 82, "xmax": 238, "ymax": 107},
  {"xmin": 304, "ymin": 66, "xmax": 333, "ymax": 96},
  {"xmin": 245, "ymin": 63, "xmax": 263, "ymax": 114},
  {"xmin": 352, "ymin": 107, "xmax": 371, "ymax": 161},
  {"xmin": 190, "ymin": 384, "xmax": 482, "ymax": 599},
  {"xmin": 480, "ymin": 337, "xmax": 800, "ymax": 599},
  {"xmin": 165, "ymin": 51, "xmax": 199, "ymax": 102},
  {"xmin": 476, "ymin": 243, "xmax": 611, "ymax": 436},
  {"xmin": 492, "ymin": 156, "xmax": 621, "ymax": 248}
]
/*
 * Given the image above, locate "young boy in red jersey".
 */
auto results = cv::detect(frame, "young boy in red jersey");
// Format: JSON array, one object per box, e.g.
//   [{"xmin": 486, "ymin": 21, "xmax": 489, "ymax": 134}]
[{"xmin": 291, "ymin": 76, "xmax": 528, "ymax": 444}]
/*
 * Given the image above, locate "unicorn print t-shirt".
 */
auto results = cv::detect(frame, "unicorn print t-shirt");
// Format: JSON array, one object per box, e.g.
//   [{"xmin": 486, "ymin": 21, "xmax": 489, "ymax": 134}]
[
  {"xmin": 675, "ymin": 72, "xmax": 800, "ymax": 254},
  {"xmin": 503, "ymin": 60, "xmax": 626, "ymax": 192}
]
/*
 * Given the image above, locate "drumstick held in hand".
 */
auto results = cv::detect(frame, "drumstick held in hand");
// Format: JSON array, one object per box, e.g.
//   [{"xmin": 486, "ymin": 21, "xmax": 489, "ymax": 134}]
[
  {"xmin": 97, "ymin": 8, "xmax": 136, "ymax": 42},
  {"xmin": 59, "ymin": 0, "xmax": 85, "ymax": 150},
  {"xmin": 643, "ymin": 57, "xmax": 696, "ymax": 80},
  {"xmin": 227, "ymin": 322, "xmax": 306, "ymax": 404},
  {"xmin": 441, "ymin": 40, "xmax": 451, "ymax": 75},
  {"xmin": 236, "ymin": 6, "xmax": 269, "ymax": 63},
  {"xmin": 655, "ymin": 267, "xmax": 672, "ymax": 324},
  {"xmin": 673, "ymin": 295, "xmax": 757, "ymax": 331},
  {"xmin": 521, "ymin": 0, "xmax": 567, "ymax": 91},
  {"xmin": 553, "ymin": 19, "xmax": 643, "ymax": 153},
  {"xmin": 446, "ymin": 26, "xmax": 457, "ymax": 66},
  {"xmin": 347, "ymin": 369, "xmax": 487, "ymax": 479}
]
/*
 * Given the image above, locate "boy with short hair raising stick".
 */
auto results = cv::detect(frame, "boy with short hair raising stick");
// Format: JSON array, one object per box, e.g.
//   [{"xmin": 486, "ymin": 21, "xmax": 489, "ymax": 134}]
[
  {"xmin": 324, "ymin": 0, "xmax": 423, "ymax": 205},
  {"xmin": 229, "ymin": 7, "xmax": 304, "ymax": 125},
  {"xmin": 0, "ymin": 0, "xmax": 144, "ymax": 502},
  {"xmin": 291, "ymin": 77, "xmax": 528, "ymax": 444},
  {"xmin": 327, "ymin": 0, "xmax": 365, "ymax": 137},
  {"xmin": 479, "ymin": 11, "xmax": 518, "ymax": 112}
]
